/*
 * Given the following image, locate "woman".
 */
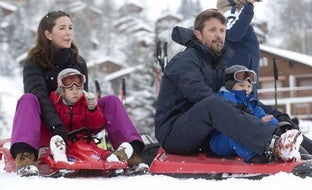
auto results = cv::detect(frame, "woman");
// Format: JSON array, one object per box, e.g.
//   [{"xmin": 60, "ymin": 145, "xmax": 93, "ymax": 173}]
[{"xmin": 10, "ymin": 10, "xmax": 144, "ymax": 177}]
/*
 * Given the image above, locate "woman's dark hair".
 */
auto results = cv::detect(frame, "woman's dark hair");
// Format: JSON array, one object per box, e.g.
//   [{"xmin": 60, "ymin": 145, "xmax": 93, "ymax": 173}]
[
  {"xmin": 194, "ymin": 9, "xmax": 226, "ymax": 32},
  {"xmin": 26, "ymin": 10, "xmax": 81, "ymax": 68}
]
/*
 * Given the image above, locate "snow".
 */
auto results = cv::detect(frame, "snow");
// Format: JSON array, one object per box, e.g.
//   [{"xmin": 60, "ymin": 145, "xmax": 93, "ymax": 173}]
[
  {"xmin": 0, "ymin": 167, "xmax": 312, "ymax": 190},
  {"xmin": 260, "ymin": 44, "xmax": 312, "ymax": 67},
  {"xmin": 1, "ymin": 72, "xmax": 312, "ymax": 190}
]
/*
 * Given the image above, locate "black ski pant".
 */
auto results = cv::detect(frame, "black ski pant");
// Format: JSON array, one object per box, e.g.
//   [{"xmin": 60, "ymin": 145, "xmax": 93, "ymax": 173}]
[{"xmin": 161, "ymin": 96, "xmax": 276, "ymax": 155}]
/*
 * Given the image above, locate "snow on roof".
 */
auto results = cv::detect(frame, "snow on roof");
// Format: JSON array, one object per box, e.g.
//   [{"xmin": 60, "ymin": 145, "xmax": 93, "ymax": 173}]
[
  {"xmin": 87, "ymin": 56, "xmax": 126, "ymax": 67},
  {"xmin": 15, "ymin": 52, "xmax": 27, "ymax": 63},
  {"xmin": 260, "ymin": 44, "xmax": 312, "ymax": 67},
  {"xmin": 0, "ymin": 1, "xmax": 17, "ymax": 12},
  {"xmin": 115, "ymin": 16, "xmax": 153, "ymax": 33},
  {"xmin": 104, "ymin": 64, "xmax": 144, "ymax": 81},
  {"xmin": 253, "ymin": 26, "xmax": 265, "ymax": 37},
  {"xmin": 69, "ymin": 1, "xmax": 87, "ymax": 13},
  {"xmin": 156, "ymin": 12, "xmax": 183, "ymax": 22}
]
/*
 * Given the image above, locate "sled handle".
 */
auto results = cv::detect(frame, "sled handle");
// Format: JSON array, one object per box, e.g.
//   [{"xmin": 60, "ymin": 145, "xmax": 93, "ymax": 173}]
[{"xmin": 68, "ymin": 127, "xmax": 92, "ymax": 143}]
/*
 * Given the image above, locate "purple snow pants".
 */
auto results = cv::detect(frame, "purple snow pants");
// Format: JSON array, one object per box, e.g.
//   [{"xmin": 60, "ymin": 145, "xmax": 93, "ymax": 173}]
[{"xmin": 11, "ymin": 93, "xmax": 143, "ymax": 152}]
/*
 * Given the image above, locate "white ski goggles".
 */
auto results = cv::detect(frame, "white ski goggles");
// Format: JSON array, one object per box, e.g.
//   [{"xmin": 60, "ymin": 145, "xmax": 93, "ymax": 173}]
[
  {"xmin": 58, "ymin": 73, "xmax": 86, "ymax": 88},
  {"xmin": 225, "ymin": 69, "xmax": 257, "ymax": 84}
]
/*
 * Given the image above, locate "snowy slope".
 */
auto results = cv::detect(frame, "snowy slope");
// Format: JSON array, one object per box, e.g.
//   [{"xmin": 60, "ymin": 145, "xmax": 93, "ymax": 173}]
[{"xmin": 0, "ymin": 164, "xmax": 312, "ymax": 190}]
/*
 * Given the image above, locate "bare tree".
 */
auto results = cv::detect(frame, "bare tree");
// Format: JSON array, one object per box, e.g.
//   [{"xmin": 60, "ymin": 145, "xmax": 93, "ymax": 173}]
[{"xmin": 266, "ymin": 0, "xmax": 312, "ymax": 55}]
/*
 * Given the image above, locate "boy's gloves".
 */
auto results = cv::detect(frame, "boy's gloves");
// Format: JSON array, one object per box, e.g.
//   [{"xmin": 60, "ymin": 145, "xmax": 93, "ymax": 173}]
[
  {"xmin": 52, "ymin": 125, "xmax": 68, "ymax": 143},
  {"xmin": 85, "ymin": 92, "xmax": 97, "ymax": 111}
]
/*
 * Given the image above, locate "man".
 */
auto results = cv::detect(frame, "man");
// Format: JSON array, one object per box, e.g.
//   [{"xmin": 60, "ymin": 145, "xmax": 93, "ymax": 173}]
[{"xmin": 154, "ymin": 9, "xmax": 302, "ymax": 162}]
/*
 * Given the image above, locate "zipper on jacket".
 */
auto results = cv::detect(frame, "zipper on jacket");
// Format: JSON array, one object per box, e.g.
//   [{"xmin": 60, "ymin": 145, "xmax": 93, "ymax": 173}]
[{"xmin": 69, "ymin": 106, "xmax": 73, "ymax": 131}]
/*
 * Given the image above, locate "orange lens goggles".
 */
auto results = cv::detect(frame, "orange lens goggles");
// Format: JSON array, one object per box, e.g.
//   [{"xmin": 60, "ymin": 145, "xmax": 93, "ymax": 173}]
[{"xmin": 59, "ymin": 73, "xmax": 85, "ymax": 88}]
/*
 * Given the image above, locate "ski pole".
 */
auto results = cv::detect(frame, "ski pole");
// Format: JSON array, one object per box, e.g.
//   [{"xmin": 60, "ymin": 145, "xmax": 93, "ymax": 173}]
[
  {"xmin": 94, "ymin": 80, "xmax": 101, "ymax": 99},
  {"xmin": 163, "ymin": 41, "xmax": 168, "ymax": 71},
  {"xmin": 156, "ymin": 40, "xmax": 164, "ymax": 71},
  {"xmin": 273, "ymin": 58, "xmax": 278, "ymax": 108},
  {"xmin": 120, "ymin": 78, "xmax": 126, "ymax": 104},
  {"xmin": 156, "ymin": 40, "xmax": 163, "ymax": 94}
]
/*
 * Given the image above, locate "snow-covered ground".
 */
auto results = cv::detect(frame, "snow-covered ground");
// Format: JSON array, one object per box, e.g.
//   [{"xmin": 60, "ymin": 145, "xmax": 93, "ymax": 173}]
[{"xmin": 0, "ymin": 171, "xmax": 311, "ymax": 190}]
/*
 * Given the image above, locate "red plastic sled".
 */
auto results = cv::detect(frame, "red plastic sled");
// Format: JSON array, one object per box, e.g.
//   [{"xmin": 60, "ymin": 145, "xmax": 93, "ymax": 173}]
[
  {"xmin": 150, "ymin": 147, "xmax": 312, "ymax": 179},
  {"xmin": 0, "ymin": 128, "xmax": 127, "ymax": 177}
]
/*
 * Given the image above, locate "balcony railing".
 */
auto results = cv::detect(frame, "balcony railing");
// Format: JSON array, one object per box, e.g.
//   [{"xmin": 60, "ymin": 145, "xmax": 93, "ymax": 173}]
[{"xmin": 258, "ymin": 86, "xmax": 312, "ymax": 120}]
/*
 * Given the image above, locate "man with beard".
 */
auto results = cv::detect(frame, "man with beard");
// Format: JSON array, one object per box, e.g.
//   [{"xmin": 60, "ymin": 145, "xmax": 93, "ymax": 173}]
[{"xmin": 154, "ymin": 9, "xmax": 302, "ymax": 163}]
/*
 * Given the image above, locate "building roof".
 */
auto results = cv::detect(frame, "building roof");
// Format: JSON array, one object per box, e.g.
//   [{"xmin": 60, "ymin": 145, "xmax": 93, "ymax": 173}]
[{"xmin": 260, "ymin": 44, "xmax": 312, "ymax": 67}]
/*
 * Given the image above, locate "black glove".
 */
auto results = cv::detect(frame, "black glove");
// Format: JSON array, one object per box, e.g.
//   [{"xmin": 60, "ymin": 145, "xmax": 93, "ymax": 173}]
[
  {"xmin": 235, "ymin": 103, "xmax": 252, "ymax": 114},
  {"xmin": 52, "ymin": 125, "xmax": 68, "ymax": 143},
  {"xmin": 274, "ymin": 121, "xmax": 297, "ymax": 136},
  {"xmin": 276, "ymin": 113, "xmax": 300, "ymax": 130}
]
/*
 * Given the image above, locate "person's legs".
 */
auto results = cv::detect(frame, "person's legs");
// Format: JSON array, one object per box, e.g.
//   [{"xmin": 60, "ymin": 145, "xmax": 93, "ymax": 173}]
[
  {"xmin": 162, "ymin": 96, "xmax": 275, "ymax": 155},
  {"xmin": 10, "ymin": 93, "xmax": 41, "ymax": 176},
  {"xmin": 210, "ymin": 132, "xmax": 256, "ymax": 161},
  {"xmin": 10, "ymin": 93, "xmax": 41, "ymax": 158},
  {"xmin": 98, "ymin": 95, "xmax": 144, "ymax": 152}
]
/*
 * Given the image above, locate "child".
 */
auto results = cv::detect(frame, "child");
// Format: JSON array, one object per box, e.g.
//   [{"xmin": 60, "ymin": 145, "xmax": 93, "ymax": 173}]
[
  {"xmin": 220, "ymin": 65, "xmax": 278, "ymax": 125},
  {"xmin": 209, "ymin": 65, "xmax": 287, "ymax": 164},
  {"xmin": 42, "ymin": 68, "xmax": 133, "ymax": 164}
]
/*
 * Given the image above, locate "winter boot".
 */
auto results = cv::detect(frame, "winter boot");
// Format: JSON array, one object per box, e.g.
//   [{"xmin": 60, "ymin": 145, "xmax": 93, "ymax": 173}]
[
  {"xmin": 273, "ymin": 129, "xmax": 303, "ymax": 162},
  {"xmin": 15, "ymin": 152, "xmax": 39, "ymax": 177},
  {"xmin": 50, "ymin": 135, "xmax": 67, "ymax": 162},
  {"xmin": 125, "ymin": 153, "xmax": 150, "ymax": 174},
  {"xmin": 106, "ymin": 142, "xmax": 133, "ymax": 162}
]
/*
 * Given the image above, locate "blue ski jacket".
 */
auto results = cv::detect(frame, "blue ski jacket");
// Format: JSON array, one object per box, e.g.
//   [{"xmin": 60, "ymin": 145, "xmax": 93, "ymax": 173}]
[{"xmin": 218, "ymin": 87, "xmax": 278, "ymax": 126}]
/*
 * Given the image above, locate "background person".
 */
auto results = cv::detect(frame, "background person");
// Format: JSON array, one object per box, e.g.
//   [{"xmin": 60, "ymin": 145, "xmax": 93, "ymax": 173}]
[{"xmin": 217, "ymin": 0, "xmax": 260, "ymax": 97}]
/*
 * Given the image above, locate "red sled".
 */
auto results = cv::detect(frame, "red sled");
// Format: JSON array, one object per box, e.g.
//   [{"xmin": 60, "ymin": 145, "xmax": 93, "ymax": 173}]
[
  {"xmin": 0, "ymin": 128, "xmax": 127, "ymax": 177},
  {"xmin": 150, "ymin": 147, "xmax": 312, "ymax": 179}
]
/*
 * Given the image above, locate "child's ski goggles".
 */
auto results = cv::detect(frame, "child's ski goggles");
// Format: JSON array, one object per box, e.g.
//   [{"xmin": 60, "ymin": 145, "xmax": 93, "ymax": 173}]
[
  {"xmin": 58, "ymin": 73, "xmax": 86, "ymax": 88},
  {"xmin": 225, "ymin": 69, "xmax": 257, "ymax": 84}
]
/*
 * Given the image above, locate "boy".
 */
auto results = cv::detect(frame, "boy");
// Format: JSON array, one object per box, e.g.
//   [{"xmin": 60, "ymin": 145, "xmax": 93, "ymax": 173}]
[{"xmin": 209, "ymin": 65, "xmax": 300, "ymax": 163}]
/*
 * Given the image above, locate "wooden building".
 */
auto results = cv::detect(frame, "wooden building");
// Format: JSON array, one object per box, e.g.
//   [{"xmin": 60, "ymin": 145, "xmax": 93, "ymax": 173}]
[{"xmin": 258, "ymin": 44, "xmax": 312, "ymax": 120}]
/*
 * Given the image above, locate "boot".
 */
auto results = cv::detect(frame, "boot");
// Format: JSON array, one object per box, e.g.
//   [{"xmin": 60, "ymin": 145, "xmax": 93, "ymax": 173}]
[
  {"xmin": 50, "ymin": 135, "xmax": 67, "ymax": 162},
  {"xmin": 106, "ymin": 142, "xmax": 133, "ymax": 162},
  {"xmin": 273, "ymin": 129, "xmax": 303, "ymax": 162},
  {"xmin": 127, "ymin": 153, "xmax": 150, "ymax": 173},
  {"xmin": 15, "ymin": 152, "xmax": 39, "ymax": 177}
]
